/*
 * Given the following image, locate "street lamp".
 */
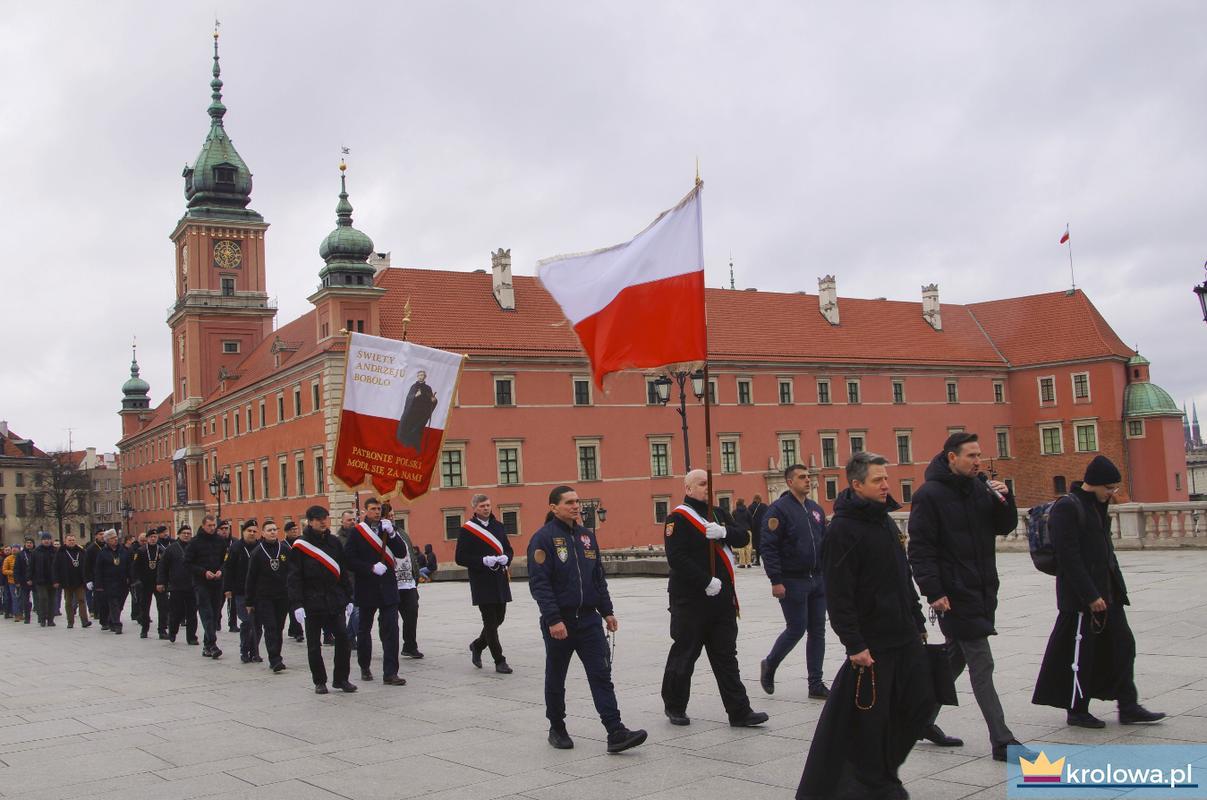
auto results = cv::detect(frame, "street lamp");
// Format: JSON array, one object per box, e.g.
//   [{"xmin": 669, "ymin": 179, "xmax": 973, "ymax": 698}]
[
  {"xmin": 208, "ymin": 471, "xmax": 231, "ymax": 521},
  {"xmin": 120, "ymin": 501, "xmax": 134, "ymax": 533},
  {"xmin": 654, "ymin": 369, "xmax": 706, "ymax": 471},
  {"xmin": 580, "ymin": 499, "xmax": 608, "ymax": 535},
  {"xmin": 1195, "ymin": 261, "xmax": 1207, "ymax": 323}
]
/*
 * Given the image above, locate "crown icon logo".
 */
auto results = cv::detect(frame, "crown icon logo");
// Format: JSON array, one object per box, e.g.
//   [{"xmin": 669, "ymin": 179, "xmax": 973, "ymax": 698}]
[{"xmin": 1019, "ymin": 751, "xmax": 1067, "ymax": 783}]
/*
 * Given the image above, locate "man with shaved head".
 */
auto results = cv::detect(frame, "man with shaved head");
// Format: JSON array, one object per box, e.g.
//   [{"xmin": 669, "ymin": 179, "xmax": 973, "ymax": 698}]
[{"xmin": 661, "ymin": 469, "xmax": 767, "ymax": 728}]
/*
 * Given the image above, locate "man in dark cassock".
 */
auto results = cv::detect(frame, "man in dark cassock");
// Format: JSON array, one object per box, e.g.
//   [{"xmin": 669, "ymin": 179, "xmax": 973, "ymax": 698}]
[
  {"xmin": 1032, "ymin": 455, "xmax": 1164, "ymax": 728},
  {"xmin": 798, "ymin": 453, "xmax": 933, "ymax": 800},
  {"xmin": 395, "ymin": 370, "xmax": 437, "ymax": 451}
]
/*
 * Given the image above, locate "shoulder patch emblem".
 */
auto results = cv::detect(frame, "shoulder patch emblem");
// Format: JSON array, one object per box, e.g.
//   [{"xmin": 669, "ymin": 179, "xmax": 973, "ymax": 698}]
[
  {"xmin": 532, "ymin": 549, "xmax": 546, "ymax": 565},
  {"xmin": 665, "ymin": 521, "xmax": 675, "ymax": 538},
  {"xmin": 767, "ymin": 517, "xmax": 780, "ymax": 531}
]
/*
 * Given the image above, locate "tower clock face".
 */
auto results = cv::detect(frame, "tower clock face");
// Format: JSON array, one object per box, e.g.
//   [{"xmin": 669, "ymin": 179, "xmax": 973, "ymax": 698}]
[{"xmin": 212, "ymin": 240, "xmax": 242, "ymax": 269}]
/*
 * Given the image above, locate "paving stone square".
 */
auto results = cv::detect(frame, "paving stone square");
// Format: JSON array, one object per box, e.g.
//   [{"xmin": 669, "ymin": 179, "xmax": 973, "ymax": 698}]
[{"xmin": 1, "ymin": 551, "xmax": 1204, "ymax": 799}]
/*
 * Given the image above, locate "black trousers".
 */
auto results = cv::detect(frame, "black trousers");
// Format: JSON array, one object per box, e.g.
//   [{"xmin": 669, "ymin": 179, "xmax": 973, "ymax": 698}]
[
  {"xmin": 168, "ymin": 589, "xmax": 197, "ymax": 641},
  {"xmin": 136, "ymin": 583, "xmax": 167, "ymax": 633},
  {"xmin": 661, "ymin": 599, "xmax": 752, "ymax": 720},
  {"xmin": 304, "ymin": 610, "xmax": 351, "ymax": 686},
  {"xmin": 106, "ymin": 589, "xmax": 129, "ymax": 631},
  {"xmin": 542, "ymin": 612, "xmax": 621, "ymax": 732},
  {"xmin": 195, "ymin": 583, "xmax": 224, "ymax": 648},
  {"xmin": 358, "ymin": 603, "xmax": 400, "ymax": 678},
  {"xmin": 256, "ymin": 597, "xmax": 289, "ymax": 667},
  {"xmin": 95, "ymin": 589, "xmax": 110, "ymax": 627},
  {"xmin": 397, "ymin": 588, "xmax": 419, "ymax": 653},
  {"xmin": 473, "ymin": 602, "xmax": 508, "ymax": 663}
]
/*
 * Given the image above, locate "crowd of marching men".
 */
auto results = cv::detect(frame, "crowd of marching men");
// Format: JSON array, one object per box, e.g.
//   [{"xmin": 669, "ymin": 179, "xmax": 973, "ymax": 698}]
[{"xmin": 0, "ymin": 434, "xmax": 1173, "ymax": 799}]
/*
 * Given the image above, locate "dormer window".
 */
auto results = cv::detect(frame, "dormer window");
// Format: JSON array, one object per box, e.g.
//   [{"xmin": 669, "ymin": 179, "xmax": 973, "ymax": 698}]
[{"xmin": 214, "ymin": 166, "xmax": 236, "ymax": 186}]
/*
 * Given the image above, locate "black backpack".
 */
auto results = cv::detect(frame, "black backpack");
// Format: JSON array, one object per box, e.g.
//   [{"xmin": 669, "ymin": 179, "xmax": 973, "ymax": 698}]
[{"xmin": 1026, "ymin": 494, "xmax": 1084, "ymax": 575}]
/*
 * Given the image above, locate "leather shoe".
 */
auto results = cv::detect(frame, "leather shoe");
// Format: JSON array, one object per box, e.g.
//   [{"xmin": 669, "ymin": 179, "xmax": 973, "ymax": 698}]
[
  {"xmin": 401, "ymin": 649, "xmax": 424, "ymax": 659},
  {"xmin": 383, "ymin": 675, "xmax": 407, "ymax": 686},
  {"xmin": 1067, "ymin": 711, "xmax": 1106, "ymax": 729},
  {"xmin": 759, "ymin": 658, "xmax": 774, "ymax": 695},
  {"xmin": 314, "ymin": 683, "xmax": 328, "ymax": 694},
  {"xmin": 495, "ymin": 660, "xmax": 513, "ymax": 674},
  {"xmin": 922, "ymin": 724, "xmax": 963, "ymax": 747},
  {"xmin": 1119, "ymin": 705, "xmax": 1165, "ymax": 725},
  {"xmin": 470, "ymin": 642, "xmax": 484, "ymax": 669},
  {"xmin": 606, "ymin": 726, "xmax": 648, "ymax": 753},
  {"xmin": 993, "ymin": 740, "xmax": 1038, "ymax": 763},
  {"xmin": 808, "ymin": 683, "xmax": 830, "ymax": 699},
  {"xmin": 360, "ymin": 669, "xmax": 374, "ymax": 681},
  {"xmin": 333, "ymin": 681, "xmax": 358, "ymax": 693},
  {"xmin": 271, "ymin": 662, "xmax": 286, "ymax": 673},
  {"xmin": 665, "ymin": 709, "xmax": 691, "ymax": 726},
  {"xmin": 548, "ymin": 727, "xmax": 574, "ymax": 749},
  {"xmin": 210, "ymin": 646, "xmax": 222, "ymax": 659},
  {"xmin": 729, "ymin": 711, "xmax": 769, "ymax": 727},
  {"xmin": 187, "ymin": 638, "xmax": 200, "ymax": 645}
]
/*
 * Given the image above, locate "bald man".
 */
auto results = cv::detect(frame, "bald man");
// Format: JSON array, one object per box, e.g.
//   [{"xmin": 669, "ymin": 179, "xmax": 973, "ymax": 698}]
[{"xmin": 661, "ymin": 469, "xmax": 768, "ymax": 728}]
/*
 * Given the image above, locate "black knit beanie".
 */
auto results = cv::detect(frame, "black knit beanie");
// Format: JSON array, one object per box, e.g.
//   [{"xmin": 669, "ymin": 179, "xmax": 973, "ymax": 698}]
[{"xmin": 1083, "ymin": 455, "xmax": 1122, "ymax": 486}]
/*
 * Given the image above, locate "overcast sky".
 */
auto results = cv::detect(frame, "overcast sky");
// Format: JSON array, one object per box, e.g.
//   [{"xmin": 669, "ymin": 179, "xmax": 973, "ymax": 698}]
[{"xmin": 2, "ymin": 2, "xmax": 1205, "ymax": 452}]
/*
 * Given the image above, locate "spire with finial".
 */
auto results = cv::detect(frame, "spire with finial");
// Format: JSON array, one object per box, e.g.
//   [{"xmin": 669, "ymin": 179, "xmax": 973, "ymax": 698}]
[
  {"xmin": 1194, "ymin": 401, "xmax": 1202, "ymax": 448},
  {"xmin": 121, "ymin": 337, "xmax": 151, "ymax": 411},
  {"xmin": 208, "ymin": 19, "xmax": 226, "ymax": 127},
  {"xmin": 318, "ymin": 156, "xmax": 376, "ymax": 284},
  {"xmin": 729, "ymin": 255, "xmax": 735, "ymax": 290}
]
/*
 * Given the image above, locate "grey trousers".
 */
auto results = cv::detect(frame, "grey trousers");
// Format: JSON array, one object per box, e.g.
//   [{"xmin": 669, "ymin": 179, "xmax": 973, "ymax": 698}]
[{"xmin": 931, "ymin": 635, "xmax": 1014, "ymax": 747}]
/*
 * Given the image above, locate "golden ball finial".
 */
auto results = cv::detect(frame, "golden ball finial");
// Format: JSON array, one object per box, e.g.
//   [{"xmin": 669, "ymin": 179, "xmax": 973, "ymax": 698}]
[{"xmin": 339, "ymin": 159, "xmax": 347, "ymax": 173}]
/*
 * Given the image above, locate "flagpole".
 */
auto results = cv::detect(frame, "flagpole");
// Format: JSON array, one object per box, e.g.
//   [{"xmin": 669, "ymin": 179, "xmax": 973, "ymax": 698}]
[{"xmin": 1066, "ymin": 223, "xmax": 1076, "ymax": 292}]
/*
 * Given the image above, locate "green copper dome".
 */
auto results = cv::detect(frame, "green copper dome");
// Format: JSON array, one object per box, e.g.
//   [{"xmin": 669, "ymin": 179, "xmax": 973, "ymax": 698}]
[
  {"xmin": 1127, "ymin": 352, "xmax": 1151, "ymax": 367},
  {"xmin": 318, "ymin": 164, "xmax": 376, "ymax": 284},
  {"xmin": 181, "ymin": 31, "xmax": 261, "ymax": 222},
  {"xmin": 1124, "ymin": 382, "xmax": 1179, "ymax": 418},
  {"xmin": 121, "ymin": 348, "xmax": 151, "ymax": 412}
]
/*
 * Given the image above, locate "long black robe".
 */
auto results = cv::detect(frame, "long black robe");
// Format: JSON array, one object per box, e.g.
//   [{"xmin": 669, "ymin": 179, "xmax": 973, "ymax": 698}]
[{"xmin": 395, "ymin": 380, "xmax": 437, "ymax": 451}]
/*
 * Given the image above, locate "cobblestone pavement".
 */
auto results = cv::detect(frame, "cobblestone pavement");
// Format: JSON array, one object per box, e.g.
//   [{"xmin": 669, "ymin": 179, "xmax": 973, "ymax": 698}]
[{"xmin": 0, "ymin": 551, "xmax": 1204, "ymax": 799}]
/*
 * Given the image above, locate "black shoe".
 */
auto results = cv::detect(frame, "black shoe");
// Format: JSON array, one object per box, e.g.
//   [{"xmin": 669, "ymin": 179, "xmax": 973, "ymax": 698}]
[
  {"xmin": 548, "ymin": 727, "xmax": 574, "ymax": 749},
  {"xmin": 241, "ymin": 655, "xmax": 252, "ymax": 664},
  {"xmin": 82, "ymin": 620, "xmax": 92, "ymax": 628},
  {"xmin": 210, "ymin": 647, "xmax": 222, "ymax": 659},
  {"xmin": 360, "ymin": 669, "xmax": 374, "ymax": 681},
  {"xmin": 168, "ymin": 634, "xmax": 176, "ymax": 642},
  {"xmin": 993, "ymin": 740, "xmax": 1039, "ymax": 763},
  {"xmin": 315, "ymin": 683, "xmax": 329, "ymax": 694},
  {"xmin": 922, "ymin": 724, "xmax": 963, "ymax": 746},
  {"xmin": 39, "ymin": 621, "xmax": 46, "ymax": 627},
  {"xmin": 158, "ymin": 633, "xmax": 169, "ymax": 640},
  {"xmin": 47, "ymin": 620, "xmax": 56, "ymax": 627},
  {"xmin": 333, "ymin": 681, "xmax": 358, "ymax": 693},
  {"xmin": 665, "ymin": 709, "xmax": 691, "ymax": 726},
  {"xmin": 1067, "ymin": 711, "xmax": 1106, "ymax": 729},
  {"xmin": 470, "ymin": 642, "xmax": 484, "ymax": 669},
  {"xmin": 100, "ymin": 624, "xmax": 110, "ymax": 631},
  {"xmin": 808, "ymin": 683, "xmax": 830, "ymax": 699},
  {"xmin": 112, "ymin": 625, "xmax": 123, "ymax": 634},
  {"xmin": 272, "ymin": 662, "xmax": 286, "ymax": 673},
  {"xmin": 67, "ymin": 623, "xmax": 74, "ymax": 629},
  {"xmin": 383, "ymin": 675, "xmax": 407, "ymax": 686},
  {"xmin": 228, "ymin": 625, "xmax": 240, "ymax": 633},
  {"xmin": 251, "ymin": 655, "xmax": 263, "ymax": 663},
  {"xmin": 187, "ymin": 638, "xmax": 200, "ymax": 645},
  {"xmin": 293, "ymin": 635, "xmax": 305, "ymax": 642},
  {"xmin": 202, "ymin": 647, "xmax": 216, "ymax": 658},
  {"xmin": 401, "ymin": 649, "xmax": 424, "ymax": 659},
  {"xmin": 759, "ymin": 658, "xmax": 774, "ymax": 695},
  {"xmin": 140, "ymin": 630, "xmax": 148, "ymax": 639},
  {"xmin": 730, "ymin": 711, "xmax": 769, "ymax": 727},
  {"xmin": 495, "ymin": 660, "xmax": 513, "ymax": 674},
  {"xmin": 1119, "ymin": 705, "xmax": 1165, "ymax": 725},
  {"xmin": 606, "ymin": 726, "xmax": 648, "ymax": 754}
]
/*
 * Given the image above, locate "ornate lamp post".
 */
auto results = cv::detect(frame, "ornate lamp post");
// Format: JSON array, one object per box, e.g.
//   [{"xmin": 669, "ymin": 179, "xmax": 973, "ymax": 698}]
[
  {"xmin": 120, "ymin": 501, "xmax": 134, "ymax": 534},
  {"xmin": 207, "ymin": 471, "xmax": 231, "ymax": 521},
  {"xmin": 653, "ymin": 369, "xmax": 706, "ymax": 471},
  {"xmin": 1195, "ymin": 261, "xmax": 1207, "ymax": 323},
  {"xmin": 580, "ymin": 499, "xmax": 608, "ymax": 535}
]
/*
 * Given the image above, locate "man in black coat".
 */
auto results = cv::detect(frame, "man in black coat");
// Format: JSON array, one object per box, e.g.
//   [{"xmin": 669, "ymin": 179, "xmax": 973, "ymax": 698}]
[
  {"xmin": 185, "ymin": 514, "xmax": 228, "ymax": 659},
  {"xmin": 661, "ymin": 469, "xmax": 767, "ymax": 728},
  {"xmin": 12, "ymin": 538, "xmax": 33, "ymax": 624},
  {"xmin": 31, "ymin": 532, "xmax": 57, "ymax": 626},
  {"xmin": 246, "ymin": 519, "xmax": 291, "ymax": 673},
  {"xmin": 907, "ymin": 432, "xmax": 1031, "ymax": 761},
  {"xmin": 223, "ymin": 520, "xmax": 262, "ymax": 663},
  {"xmin": 287, "ymin": 505, "xmax": 356, "ymax": 694},
  {"xmin": 82, "ymin": 530, "xmax": 104, "ymax": 619},
  {"xmin": 158, "ymin": 525, "xmax": 197, "ymax": 644},
  {"xmin": 93, "ymin": 530, "xmax": 131, "ymax": 634},
  {"xmin": 130, "ymin": 529, "xmax": 167, "ymax": 639},
  {"xmin": 748, "ymin": 494, "xmax": 767, "ymax": 566},
  {"xmin": 345, "ymin": 498, "xmax": 408, "ymax": 686},
  {"xmin": 52, "ymin": 533, "xmax": 90, "ymax": 628},
  {"xmin": 1033, "ymin": 455, "xmax": 1164, "ymax": 728},
  {"xmin": 798, "ymin": 453, "xmax": 932, "ymax": 800},
  {"xmin": 455, "ymin": 493, "xmax": 514, "ymax": 673}
]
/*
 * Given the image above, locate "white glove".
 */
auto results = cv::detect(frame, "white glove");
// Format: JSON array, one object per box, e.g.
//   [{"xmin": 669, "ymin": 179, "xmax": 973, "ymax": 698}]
[
  {"xmin": 346, "ymin": 603, "xmax": 354, "ymax": 617},
  {"xmin": 294, "ymin": 608, "xmax": 306, "ymax": 624},
  {"xmin": 381, "ymin": 519, "xmax": 394, "ymax": 534},
  {"xmin": 705, "ymin": 522, "xmax": 728, "ymax": 540},
  {"xmin": 372, "ymin": 563, "xmax": 388, "ymax": 576},
  {"xmin": 482, "ymin": 555, "xmax": 498, "ymax": 567},
  {"xmin": 496, "ymin": 554, "xmax": 509, "ymax": 566},
  {"xmin": 86, "ymin": 582, "xmax": 93, "ymax": 591},
  {"xmin": 705, "ymin": 577, "xmax": 722, "ymax": 596}
]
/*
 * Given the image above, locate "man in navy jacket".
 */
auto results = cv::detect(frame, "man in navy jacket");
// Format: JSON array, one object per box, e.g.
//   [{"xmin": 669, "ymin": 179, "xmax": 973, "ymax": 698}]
[
  {"xmin": 344, "ymin": 498, "xmax": 408, "ymax": 686},
  {"xmin": 759, "ymin": 464, "xmax": 829, "ymax": 698}
]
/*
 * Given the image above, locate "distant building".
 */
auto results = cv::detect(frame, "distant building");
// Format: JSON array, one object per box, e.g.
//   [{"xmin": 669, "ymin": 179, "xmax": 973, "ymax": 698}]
[
  {"xmin": 64, "ymin": 448, "xmax": 124, "ymax": 534},
  {"xmin": 0, "ymin": 421, "xmax": 51, "ymax": 544},
  {"xmin": 117, "ymin": 36, "xmax": 1191, "ymax": 561}
]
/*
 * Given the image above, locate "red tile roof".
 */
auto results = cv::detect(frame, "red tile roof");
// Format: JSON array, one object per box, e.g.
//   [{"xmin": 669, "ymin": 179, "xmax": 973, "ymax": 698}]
[
  {"xmin": 0, "ymin": 429, "xmax": 49, "ymax": 459},
  {"xmin": 966, "ymin": 290, "xmax": 1134, "ymax": 367},
  {"xmin": 199, "ymin": 310, "xmax": 327, "ymax": 406}
]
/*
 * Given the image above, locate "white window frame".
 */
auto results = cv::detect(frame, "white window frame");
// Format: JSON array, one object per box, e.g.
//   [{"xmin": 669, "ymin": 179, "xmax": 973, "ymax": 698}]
[
  {"xmin": 945, "ymin": 379, "xmax": 959, "ymax": 404},
  {"xmin": 777, "ymin": 377, "xmax": 794, "ymax": 405},
  {"xmin": 895, "ymin": 431, "xmax": 913, "ymax": 465},
  {"xmin": 993, "ymin": 380, "xmax": 1006, "ymax": 404},
  {"xmin": 900, "ymin": 479, "xmax": 914, "ymax": 504},
  {"xmin": 494, "ymin": 375, "xmax": 516, "ymax": 407},
  {"xmin": 439, "ymin": 443, "xmax": 467, "ymax": 489},
  {"xmin": 653, "ymin": 496, "xmax": 671, "ymax": 524},
  {"xmin": 1071, "ymin": 372, "xmax": 1092, "ymax": 403},
  {"xmin": 499, "ymin": 505, "xmax": 522, "ymax": 537},
  {"xmin": 891, "ymin": 379, "xmax": 906, "ymax": 404},
  {"xmin": 848, "ymin": 431, "xmax": 867, "ymax": 456},
  {"xmin": 645, "ymin": 377, "xmax": 663, "ymax": 406},
  {"xmin": 719, "ymin": 436, "xmax": 741, "ymax": 474},
  {"xmin": 1073, "ymin": 420, "xmax": 1099, "ymax": 453},
  {"xmin": 778, "ymin": 433, "xmax": 801, "ymax": 470},
  {"xmin": 824, "ymin": 476, "xmax": 838, "ymax": 501},
  {"xmin": 221, "ymin": 340, "xmax": 240, "ymax": 354},
  {"xmin": 571, "ymin": 376, "xmax": 593, "ymax": 406},
  {"xmin": 995, "ymin": 427, "xmax": 1011, "ymax": 459},
  {"xmin": 736, "ymin": 377, "xmax": 753, "ymax": 406},
  {"xmin": 495, "ymin": 440, "xmax": 523, "ymax": 485},
  {"xmin": 648, "ymin": 436, "xmax": 672, "ymax": 478},
  {"xmin": 1126, "ymin": 419, "xmax": 1146, "ymax": 439},
  {"xmin": 1038, "ymin": 375, "xmax": 1057, "ymax": 406},
  {"xmin": 816, "ymin": 378, "xmax": 832, "ymax": 405},
  {"xmin": 442, "ymin": 509, "xmax": 464, "ymax": 541},
  {"xmin": 576, "ymin": 437, "xmax": 602, "ymax": 482},
  {"xmin": 313, "ymin": 448, "xmax": 326, "ymax": 495},
  {"xmin": 845, "ymin": 378, "xmax": 861, "ymax": 405},
  {"xmin": 1039, "ymin": 424, "xmax": 1064, "ymax": 455},
  {"xmin": 820, "ymin": 434, "xmax": 838, "ymax": 469}
]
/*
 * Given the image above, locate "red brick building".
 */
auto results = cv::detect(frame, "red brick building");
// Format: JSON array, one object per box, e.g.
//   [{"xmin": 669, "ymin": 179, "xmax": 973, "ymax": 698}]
[{"xmin": 117, "ymin": 39, "xmax": 1188, "ymax": 560}]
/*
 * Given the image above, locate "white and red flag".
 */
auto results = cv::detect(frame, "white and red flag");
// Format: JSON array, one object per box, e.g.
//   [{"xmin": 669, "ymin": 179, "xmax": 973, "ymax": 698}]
[
  {"xmin": 332, "ymin": 332, "xmax": 465, "ymax": 500},
  {"xmin": 537, "ymin": 183, "xmax": 707, "ymax": 386},
  {"xmin": 1059, "ymin": 227, "xmax": 1070, "ymax": 244}
]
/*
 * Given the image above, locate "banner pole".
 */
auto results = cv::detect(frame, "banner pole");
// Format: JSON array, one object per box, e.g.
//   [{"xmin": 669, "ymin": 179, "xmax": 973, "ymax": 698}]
[{"xmin": 703, "ymin": 362, "xmax": 716, "ymax": 577}]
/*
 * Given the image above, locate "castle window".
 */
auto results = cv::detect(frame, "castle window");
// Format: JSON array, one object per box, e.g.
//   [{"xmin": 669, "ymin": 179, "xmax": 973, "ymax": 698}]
[
  {"xmin": 214, "ymin": 166, "xmax": 236, "ymax": 185},
  {"xmin": 222, "ymin": 340, "xmax": 240, "ymax": 354},
  {"xmin": 220, "ymin": 277, "xmax": 235, "ymax": 296}
]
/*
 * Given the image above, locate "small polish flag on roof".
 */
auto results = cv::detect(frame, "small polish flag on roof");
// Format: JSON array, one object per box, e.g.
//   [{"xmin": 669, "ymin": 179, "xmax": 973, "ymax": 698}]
[{"xmin": 1059, "ymin": 228, "xmax": 1070, "ymax": 244}]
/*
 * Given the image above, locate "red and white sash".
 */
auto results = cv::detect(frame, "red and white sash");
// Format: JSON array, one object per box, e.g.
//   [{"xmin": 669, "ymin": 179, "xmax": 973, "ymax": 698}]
[
  {"xmin": 462, "ymin": 519, "xmax": 505, "ymax": 556},
  {"xmin": 293, "ymin": 539, "xmax": 341, "ymax": 579},
  {"xmin": 672, "ymin": 504, "xmax": 737, "ymax": 584},
  {"xmin": 356, "ymin": 522, "xmax": 396, "ymax": 569}
]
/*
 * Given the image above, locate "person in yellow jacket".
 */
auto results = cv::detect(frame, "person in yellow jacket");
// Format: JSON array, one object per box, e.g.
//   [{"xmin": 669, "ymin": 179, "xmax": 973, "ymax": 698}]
[{"xmin": 2, "ymin": 546, "xmax": 17, "ymax": 619}]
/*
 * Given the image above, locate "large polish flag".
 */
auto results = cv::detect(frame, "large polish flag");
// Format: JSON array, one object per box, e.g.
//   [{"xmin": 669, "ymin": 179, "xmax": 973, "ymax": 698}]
[
  {"xmin": 537, "ymin": 183, "xmax": 707, "ymax": 386},
  {"xmin": 332, "ymin": 333, "xmax": 465, "ymax": 501}
]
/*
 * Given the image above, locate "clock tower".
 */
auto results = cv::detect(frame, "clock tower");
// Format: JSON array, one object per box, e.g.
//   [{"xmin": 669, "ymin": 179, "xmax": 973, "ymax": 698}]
[{"xmin": 167, "ymin": 28, "xmax": 276, "ymax": 408}]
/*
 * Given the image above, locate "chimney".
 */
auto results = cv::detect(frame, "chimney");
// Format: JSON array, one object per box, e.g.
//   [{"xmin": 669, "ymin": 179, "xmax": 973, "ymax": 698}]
[
  {"xmin": 368, "ymin": 251, "xmax": 391, "ymax": 276},
  {"xmin": 818, "ymin": 275, "xmax": 839, "ymax": 325},
  {"xmin": 0, "ymin": 420, "xmax": 7, "ymax": 438},
  {"xmin": 492, "ymin": 248, "xmax": 515, "ymax": 311},
  {"xmin": 85, "ymin": 446, "xmax": 97, "ymax": 468},
  {"xmin": 922, "ymin": 283, "xmax": 942, "ymax": 331}
]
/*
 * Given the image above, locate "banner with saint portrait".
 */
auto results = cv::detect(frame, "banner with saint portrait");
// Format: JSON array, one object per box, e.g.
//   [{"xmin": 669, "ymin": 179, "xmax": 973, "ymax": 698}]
[{"xmin": 332, "ymin": 332, "xmax": 466, "ymax": 501}]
